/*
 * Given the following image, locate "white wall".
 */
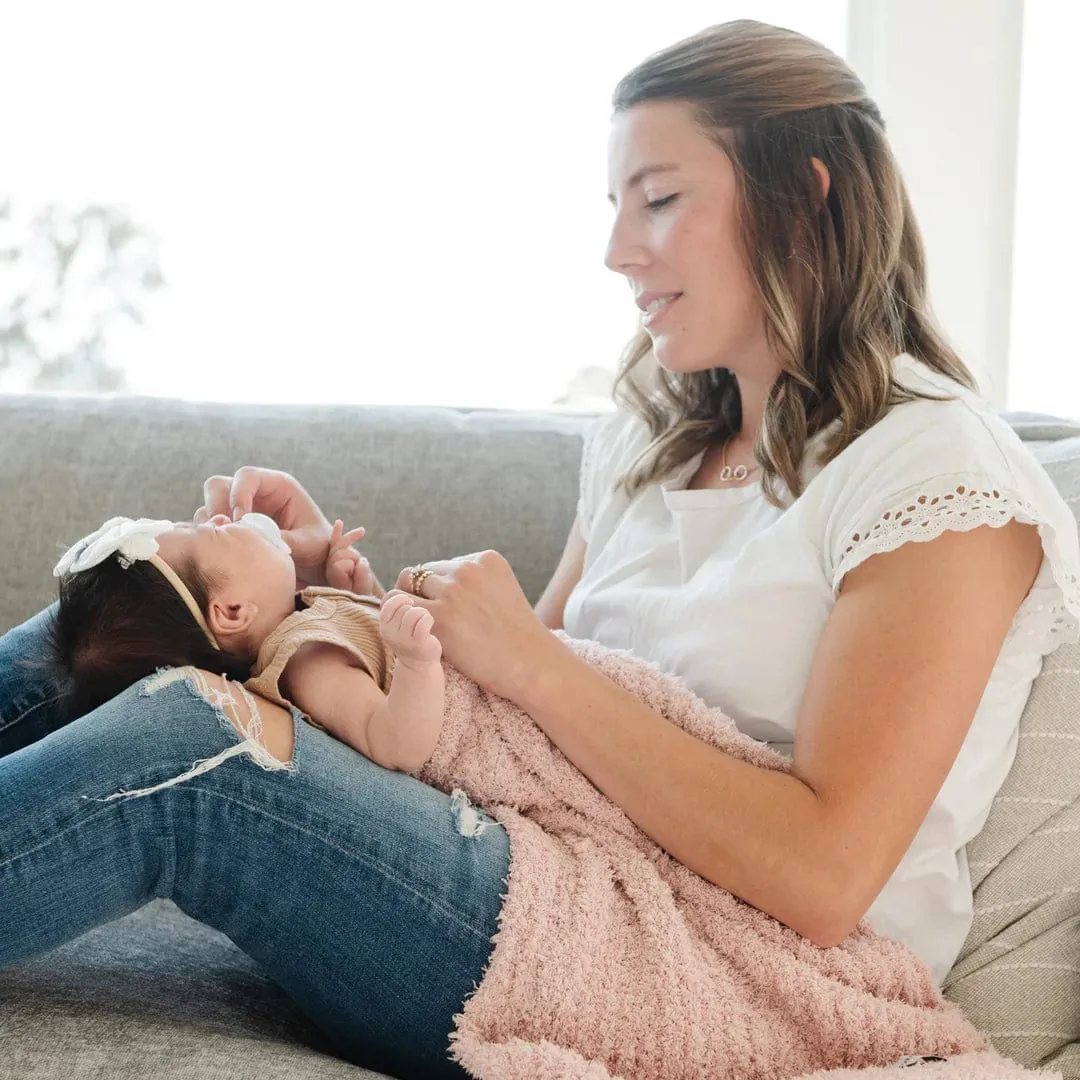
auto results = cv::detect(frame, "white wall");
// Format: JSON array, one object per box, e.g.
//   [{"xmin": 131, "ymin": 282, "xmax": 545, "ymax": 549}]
[
  {"xmin": 848, "ymin": 0, "xmax": 1025, "ymax": 410},
  {"xmin": 1007, "ymin": 0, "xmax": 1080, "ymax": 417}
]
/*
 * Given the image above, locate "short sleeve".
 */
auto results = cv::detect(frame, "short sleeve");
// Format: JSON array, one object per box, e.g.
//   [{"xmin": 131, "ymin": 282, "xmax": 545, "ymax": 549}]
[
  {"xmin": 245, "ymin": 590, "xmax": 392, "ymax": 714},
  {"xmin": 576, "ymin": 408, "xmax": 640, "ymax": 546},
  {"xmin": 825, "ymin": 405, "xmax": 1080, "ymax": 660}
]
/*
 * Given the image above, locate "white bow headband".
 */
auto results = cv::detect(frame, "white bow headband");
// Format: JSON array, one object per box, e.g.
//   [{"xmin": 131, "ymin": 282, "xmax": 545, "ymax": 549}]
[{"xmin": 54, "ymin": 517, "xmax": 221, "ymax": 651}]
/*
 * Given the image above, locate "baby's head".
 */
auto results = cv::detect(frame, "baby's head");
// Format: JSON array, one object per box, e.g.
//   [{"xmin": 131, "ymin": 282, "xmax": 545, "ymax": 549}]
[{"xmin": 51, "ymin": 513, "xmax": 297, "ymax": 714}]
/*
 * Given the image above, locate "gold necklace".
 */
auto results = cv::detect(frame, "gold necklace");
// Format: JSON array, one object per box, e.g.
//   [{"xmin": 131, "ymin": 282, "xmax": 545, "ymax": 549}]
[{"xmin": 719, "ymin": 440, "xmax": 761, "ymax": 484}]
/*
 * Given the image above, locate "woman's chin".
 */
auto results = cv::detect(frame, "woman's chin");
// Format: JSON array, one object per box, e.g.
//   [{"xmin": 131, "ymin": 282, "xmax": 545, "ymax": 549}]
[{"xmin": 652, "ymin": 340, "xmax": 705, "ymax": 375}]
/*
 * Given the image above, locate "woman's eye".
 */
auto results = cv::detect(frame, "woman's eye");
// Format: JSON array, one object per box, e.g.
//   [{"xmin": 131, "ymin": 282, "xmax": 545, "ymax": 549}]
[{"xmin": 645, "ymin": 194, "xmax": 678, "ymax": 212}]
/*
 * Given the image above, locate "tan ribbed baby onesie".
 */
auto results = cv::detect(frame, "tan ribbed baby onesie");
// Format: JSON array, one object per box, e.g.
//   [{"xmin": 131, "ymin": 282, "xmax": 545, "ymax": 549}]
[{"xmin": 244, "ymin": 586, "xmax": 395, "ymax": 731}]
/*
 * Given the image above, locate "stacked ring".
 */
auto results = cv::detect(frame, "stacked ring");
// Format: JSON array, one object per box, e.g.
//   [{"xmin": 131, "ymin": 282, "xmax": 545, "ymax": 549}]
[{"xmin": 409, "ymin": 563, "xmax": 433, "ymax": 596}]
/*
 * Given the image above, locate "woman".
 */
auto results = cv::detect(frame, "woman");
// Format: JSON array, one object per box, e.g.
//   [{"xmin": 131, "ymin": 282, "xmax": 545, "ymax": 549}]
[{"xmin": 2, "ymin": 19, "xmax": 1077, "ymax": 1080}]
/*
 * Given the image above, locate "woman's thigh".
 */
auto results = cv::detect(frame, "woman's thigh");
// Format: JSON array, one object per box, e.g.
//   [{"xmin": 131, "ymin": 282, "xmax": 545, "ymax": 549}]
[
  {"xmin": 0, "ymin": 669, "xmax": 509, "ymax": 1080},
  {"xmin": 0, "ymin": 604, "xmax": 75, "ymax": 757}
]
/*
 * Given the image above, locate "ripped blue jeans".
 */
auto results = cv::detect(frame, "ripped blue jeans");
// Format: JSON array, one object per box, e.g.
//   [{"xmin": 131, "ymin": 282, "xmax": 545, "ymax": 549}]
[{"xmin": 0, "ymin": 604, "xmax": 511, "ymax": 1080}]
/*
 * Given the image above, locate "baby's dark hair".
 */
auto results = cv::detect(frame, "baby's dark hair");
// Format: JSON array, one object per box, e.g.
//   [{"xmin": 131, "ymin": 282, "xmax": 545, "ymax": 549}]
[{"xmin": 48, "ymin": 554, "xmax": 255, "ymax": 716}]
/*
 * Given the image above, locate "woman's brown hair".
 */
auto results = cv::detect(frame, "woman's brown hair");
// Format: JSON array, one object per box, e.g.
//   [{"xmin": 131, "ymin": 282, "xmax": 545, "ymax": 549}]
[{"xmin": 609, "ymin": 19, "xmax": 978, "ymax": 508}]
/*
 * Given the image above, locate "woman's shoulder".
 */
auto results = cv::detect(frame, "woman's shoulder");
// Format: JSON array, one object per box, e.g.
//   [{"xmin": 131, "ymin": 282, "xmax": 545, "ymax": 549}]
[
  {"xmin": 576, "ymin": 407, "xmax": 653, "ymax": 542},
  {"xmin": 580, "ymin": 406, "xmax": 649, "ymax": 464},
  {"xmin": 808, "ymin": 355, "xmax": 1080, "ymax": 646},
  {"xmin": 810, "ymin": 354, "xmax": 1033, "ymax": 496}
]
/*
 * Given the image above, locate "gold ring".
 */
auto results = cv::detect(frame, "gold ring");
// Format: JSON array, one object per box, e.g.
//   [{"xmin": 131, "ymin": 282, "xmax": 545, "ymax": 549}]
[{"xmin": 409, "ymin": 564, "xmax": 433, "ymax": 596}]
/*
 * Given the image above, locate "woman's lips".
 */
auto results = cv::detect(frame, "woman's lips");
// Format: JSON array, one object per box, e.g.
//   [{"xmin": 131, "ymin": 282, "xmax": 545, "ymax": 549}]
[{"xmin": 642, "ymin": 293, "xmax": 681, "ymax": 328}]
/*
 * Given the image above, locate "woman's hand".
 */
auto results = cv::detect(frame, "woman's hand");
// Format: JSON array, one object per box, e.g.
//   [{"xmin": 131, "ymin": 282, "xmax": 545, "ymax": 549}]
[
  {"xmin": 385, "ymin": 550, "xmax": 556, "ymax": 700},
  {"xmin": 196, "ymin": 467, "xmax": 366, "ymax": 591}
]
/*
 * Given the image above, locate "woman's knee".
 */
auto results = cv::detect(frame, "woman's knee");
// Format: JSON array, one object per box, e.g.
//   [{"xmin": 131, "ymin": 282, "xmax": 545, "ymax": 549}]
[
  {"xmin": 158, "ymin": 668, "xmax": 295, "ymax": 765},
  {"xmin": 75, "ymin": 668, "xmax": 297, "ymax": 806}
]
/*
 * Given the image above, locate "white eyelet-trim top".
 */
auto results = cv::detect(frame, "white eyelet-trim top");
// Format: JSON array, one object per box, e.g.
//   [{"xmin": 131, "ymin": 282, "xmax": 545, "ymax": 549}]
[{"xmin": 564, "ymin": 353, "xmax": 1080, "ymax": 986}]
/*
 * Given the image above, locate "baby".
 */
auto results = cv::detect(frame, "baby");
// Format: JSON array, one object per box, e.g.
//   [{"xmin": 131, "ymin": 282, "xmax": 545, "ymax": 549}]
[{"xmin": 49, "ymin": 512, "xmax": 445, "ymax": 773}]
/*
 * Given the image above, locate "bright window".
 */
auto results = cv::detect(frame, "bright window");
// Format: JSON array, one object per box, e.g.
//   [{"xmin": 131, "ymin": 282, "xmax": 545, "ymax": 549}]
[
  {"xmin": 0, "ymin": 2, "xmax": 846, "ymax": 409},
  {"xmin": 1007, "ymin": 0, "xmax": 1080, "ymax": 418}
]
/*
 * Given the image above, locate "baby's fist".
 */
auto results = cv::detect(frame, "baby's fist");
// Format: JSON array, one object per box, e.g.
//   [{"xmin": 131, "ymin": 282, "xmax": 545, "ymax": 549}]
[{"xmin": 379, "ymin": 593, "xmax": 442, "ymax": 666}]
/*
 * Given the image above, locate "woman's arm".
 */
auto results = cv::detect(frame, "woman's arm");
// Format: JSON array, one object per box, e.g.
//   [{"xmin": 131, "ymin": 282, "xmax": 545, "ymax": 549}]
[
  {"xmin": 283, "ymin": 643, "xmax": 443, "ymax": 773},
  {"xmin": 506, "ymin": 519, "xmax": 1044, "ymax": 947},
  {"xmin": 534, "ymin": 515, "xmax": 586, "ymax": 630}
]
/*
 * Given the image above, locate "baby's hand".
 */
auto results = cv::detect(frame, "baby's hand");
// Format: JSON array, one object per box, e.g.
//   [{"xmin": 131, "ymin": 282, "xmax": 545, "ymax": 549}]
[
  {"xmin": 379, "ymin": 592, "xmax": 442, "ymax": 667},
  {"xmin": 325, "ymin": 520, "xmax": 375, "ymax": 594}
]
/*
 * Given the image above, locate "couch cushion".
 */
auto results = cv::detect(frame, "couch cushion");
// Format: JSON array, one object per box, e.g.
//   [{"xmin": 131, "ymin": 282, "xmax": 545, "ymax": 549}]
[{"xmin": 944, "ymin": 419, "xmax": 1080, "ymax": 1079}]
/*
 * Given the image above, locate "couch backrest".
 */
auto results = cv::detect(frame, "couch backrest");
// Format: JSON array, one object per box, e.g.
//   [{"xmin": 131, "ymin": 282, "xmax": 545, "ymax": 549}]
[
  {"xmin": 942, "ymin": 417, "xmax": 1080, "ymax": 1071},
  {"xmin": 0, "ymin": 394, "xmax": 595, "ymax": 632}
]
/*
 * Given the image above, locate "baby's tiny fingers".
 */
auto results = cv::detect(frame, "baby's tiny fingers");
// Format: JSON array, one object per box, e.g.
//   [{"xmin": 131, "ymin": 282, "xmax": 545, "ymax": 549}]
[{"xmin": 380, "ymin": 593, "xmax": 411, "ymax": 620}]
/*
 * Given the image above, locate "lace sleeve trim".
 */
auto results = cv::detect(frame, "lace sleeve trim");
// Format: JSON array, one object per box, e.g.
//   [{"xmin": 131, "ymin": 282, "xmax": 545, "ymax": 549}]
[{"xmin": 833, "ymin": 477, "xmax": 1080, "ymax": 655}]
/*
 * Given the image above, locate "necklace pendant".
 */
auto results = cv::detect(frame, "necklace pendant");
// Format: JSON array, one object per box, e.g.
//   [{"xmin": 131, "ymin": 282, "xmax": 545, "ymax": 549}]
[{"xmin": 720, "ymin": 463, "xmax": 749, "ymax": 482}]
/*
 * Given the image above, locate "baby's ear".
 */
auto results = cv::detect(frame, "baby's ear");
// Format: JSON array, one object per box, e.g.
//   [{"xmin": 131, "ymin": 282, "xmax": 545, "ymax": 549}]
[{"xmin": 208, "ymin": 598, "xmax": 253, "ymax": 636}]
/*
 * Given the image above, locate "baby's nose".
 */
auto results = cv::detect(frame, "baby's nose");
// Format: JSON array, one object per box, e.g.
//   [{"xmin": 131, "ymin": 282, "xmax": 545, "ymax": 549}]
[{"xmin": 210, "ymin": 513, "xmax": 231, "ymax": 526}]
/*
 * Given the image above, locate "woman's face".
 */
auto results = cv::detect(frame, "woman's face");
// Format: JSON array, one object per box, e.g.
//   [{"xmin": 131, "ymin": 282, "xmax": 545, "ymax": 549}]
[{"xmin": 605, "ymin": 100, "xmax": 767, "ymax": 375}]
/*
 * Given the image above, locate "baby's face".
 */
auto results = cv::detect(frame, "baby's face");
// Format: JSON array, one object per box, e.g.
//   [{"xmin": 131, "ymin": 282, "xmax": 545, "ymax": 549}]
[
  {"xmin": 155, "ymin": 513, "xmax": 297, "ymax": 646},
  {"xmin": 157, "ymin": 513, "xmax": 292, "ymax": 572}
]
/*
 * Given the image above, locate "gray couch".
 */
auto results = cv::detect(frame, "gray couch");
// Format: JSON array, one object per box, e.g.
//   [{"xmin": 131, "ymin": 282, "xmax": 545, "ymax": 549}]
[{"xmin": 3, "ymin": 392, "xmax": 1080, "ymax": 1080}]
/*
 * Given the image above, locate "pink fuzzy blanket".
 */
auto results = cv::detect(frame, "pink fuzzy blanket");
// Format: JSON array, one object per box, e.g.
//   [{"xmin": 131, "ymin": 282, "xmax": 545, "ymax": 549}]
[{"xmin": 415, "ymin": 634, "xmax": 1054, "ymax": 1080}]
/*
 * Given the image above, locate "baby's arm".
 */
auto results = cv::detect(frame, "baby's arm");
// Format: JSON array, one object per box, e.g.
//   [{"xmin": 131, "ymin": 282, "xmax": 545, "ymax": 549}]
[{"xmin": 282, "ymin": 642, "xmax": 444, "ymax": 773}]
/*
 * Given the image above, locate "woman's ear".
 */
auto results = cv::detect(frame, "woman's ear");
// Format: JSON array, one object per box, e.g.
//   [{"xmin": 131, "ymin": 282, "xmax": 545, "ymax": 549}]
[{"xmin": 810, "ymin": 157, "xmax": 831, "ymax": 203}]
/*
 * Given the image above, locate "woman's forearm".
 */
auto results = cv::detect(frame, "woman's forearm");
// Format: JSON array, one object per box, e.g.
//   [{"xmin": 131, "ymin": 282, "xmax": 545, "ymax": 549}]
[{"xmin": 509, "ymin": 638, "xmax": 853, "ymax": 946}]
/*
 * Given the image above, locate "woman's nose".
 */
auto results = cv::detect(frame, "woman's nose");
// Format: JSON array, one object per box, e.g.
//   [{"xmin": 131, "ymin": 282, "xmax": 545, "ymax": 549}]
[{"xmin": 604, "ymin": 216, "xmax": 646, "ymax": 275}]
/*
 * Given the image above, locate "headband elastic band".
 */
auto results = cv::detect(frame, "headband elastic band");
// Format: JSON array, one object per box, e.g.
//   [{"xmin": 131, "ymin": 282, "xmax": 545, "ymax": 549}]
[{"xmin": 148, "ymin": 554, "xmax": 220, "ymax": 651}]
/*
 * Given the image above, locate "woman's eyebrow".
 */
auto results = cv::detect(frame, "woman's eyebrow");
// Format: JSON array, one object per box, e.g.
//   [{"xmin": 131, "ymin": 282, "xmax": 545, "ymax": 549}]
[{"xmin": 607, "ymin": 163, "xmax": 679, "ymax": 205}]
